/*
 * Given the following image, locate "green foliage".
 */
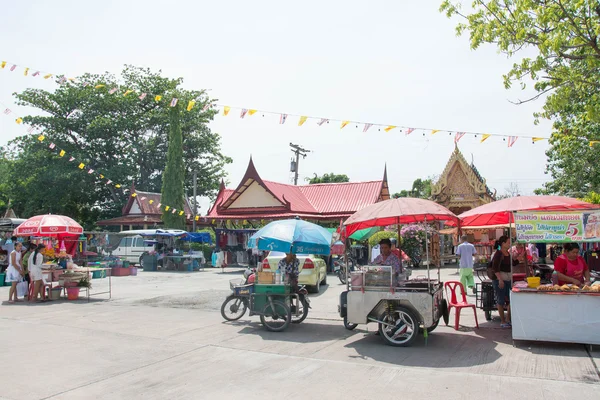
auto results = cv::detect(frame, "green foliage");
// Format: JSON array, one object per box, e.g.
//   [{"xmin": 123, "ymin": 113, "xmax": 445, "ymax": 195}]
[
  {"xmin": 3, "ymin": 66, "xmax": 231, "ymax": 228},
  {"xmin": 392, "ymin": 178, "xmax": 431, "ymax": 199},
  {"xmin": 307, "ymin": 173, "xmax": 350, "ymax": 184},
  {"xmin": 161, "ymin": 103, "xmax": 186, "ymax": 229},
  {"xmin": 582, "ymin": 191, "xmax": 600, "ymax": 204},
  {"xmin": 368, "ymin": 231, "xmax": 399, "ymax": 247}
]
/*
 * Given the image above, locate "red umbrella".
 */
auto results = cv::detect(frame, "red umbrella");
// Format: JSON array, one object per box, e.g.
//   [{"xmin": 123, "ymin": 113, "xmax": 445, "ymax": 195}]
[
  {"xmin": 330, "ymin": 241, "xmax": 345, "ymax": 255},
  {"xmin": 459, "ymin": 196, "xmax": 597, "ymax": 227},
  {"xmin": 344, "ymin": 198, "xmax": 458, "ymax": 236},
  {"xmin": 13, "ymin": 214, "xmax": 83, "ymax": 238}
]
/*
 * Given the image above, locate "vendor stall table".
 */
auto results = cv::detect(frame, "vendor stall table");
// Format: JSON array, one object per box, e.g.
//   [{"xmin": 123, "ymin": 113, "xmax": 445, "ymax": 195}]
[
  {"xmin": 42, "ymin": 268, "xmax": 112, "ymax": 301},
  {"xmin": 511, "ymin": 288, "xmax": 600, "ymax": 346}
]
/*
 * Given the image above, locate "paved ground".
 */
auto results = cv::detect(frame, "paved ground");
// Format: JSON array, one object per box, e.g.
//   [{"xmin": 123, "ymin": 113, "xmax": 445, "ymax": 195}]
[{"xmin": 1, "ymin": 266, "xmax": 599, "ymax": 399}]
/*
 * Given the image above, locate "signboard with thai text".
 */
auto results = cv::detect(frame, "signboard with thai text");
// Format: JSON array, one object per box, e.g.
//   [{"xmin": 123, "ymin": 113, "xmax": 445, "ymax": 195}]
[{"xmin": 515, "ymin": 211, "xmax": 600, "ymax": 243}]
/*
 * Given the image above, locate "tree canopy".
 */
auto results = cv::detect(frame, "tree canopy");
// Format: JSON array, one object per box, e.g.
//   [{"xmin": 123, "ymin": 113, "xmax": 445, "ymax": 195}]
[
  {"xmin": 440, "ymin": 1, "xmax": 600, "ymax": 195},
  {"xmin": 307, "ymin": 173, "xmax": 350, "ymax": 184},
  {"xmin": 392, "ymin": 178, "xmax": 432, "ymax": 199},
  {"xmin": 161, "ymin": 103, "xmax": 186, "ymax": 229},
  {"xmin": 1, "ymin": 66, "xmax": 231, "ymax": 228}
]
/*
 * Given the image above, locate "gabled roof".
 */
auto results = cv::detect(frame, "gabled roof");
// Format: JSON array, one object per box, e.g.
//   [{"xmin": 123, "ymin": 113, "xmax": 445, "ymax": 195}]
[
  {"xmin": 207, "ymin": 158, "xmax": 389, "ymax": 220},
  {"xmin": 122, "ymin": 189, "xmax": 193, "ymax": 216}
]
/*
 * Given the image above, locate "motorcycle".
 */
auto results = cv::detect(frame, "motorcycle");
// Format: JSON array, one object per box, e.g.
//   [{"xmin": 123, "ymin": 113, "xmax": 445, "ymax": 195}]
[
  {"xmin": 220, "ymin": 267, "xmax": 255, "ymax": 321},
  {"xmin": 334, "ymin": 257, "xmax": 356, "ymax": 284}
]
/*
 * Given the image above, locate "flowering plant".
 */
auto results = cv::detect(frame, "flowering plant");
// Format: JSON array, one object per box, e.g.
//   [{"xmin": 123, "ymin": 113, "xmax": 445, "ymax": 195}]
[{"xmin": 400, "ymin": 224, "xmax": 429, "ymax": 268}]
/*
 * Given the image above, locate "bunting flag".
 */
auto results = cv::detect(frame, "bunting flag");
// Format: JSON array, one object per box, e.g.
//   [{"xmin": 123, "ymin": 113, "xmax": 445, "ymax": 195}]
[
  {"xmin": 139, "ymin": 93, "xmax": 147, "ymax": 100},
  {"xmin": 431, "ymin": 129, "xmax": 439, "ymax": 135},
  {"xmin": 123, "ymin": 90, "xmax": 134, "ymax": 96},
  {"xmin": 37, "ymin": 135, "xmax": 45, "ymax": 142},
  {"xmin": 83, "ymin": 82, "xmax": 90, "ymax": 87},
  {"xmin": 149, "ymin": 199, "xmax": 154, "ymax": 204},
  {"xmin": 108, "ymin": 88, "xmax": 118, "ymax": 95},
  {"xmin": 223, "ymin": 106, "xmax": 231, "ymax": 116},
  {"xmin": 508, "ymin": 136, "xmax": 518, "ymax": 147},
  {"xmin": 340, "ymin": 120, "xmax": 350, "ymax": 129},
  {"xmin": 202, "ymin": 103, "xmax": 212, "ymax": 112},
  {"xmin": 49, "ymin": 143, "xmax": 56, "ymax": 149},
  {"xmin": 32, "ymin": 71, "xmax": 40, "ymax": 77},
  {"xmin": 480, "ymin": 134, "xmax": 491, "ymax": 143},
  {"xmin": 140, "ymin": 196, "xmax": 146, "ymax": 201},
  {"xmin": 106, "ymin": 179, "xmax": 112, "ymax": 185},
  {"xmin": 131, "ymin": 193, "xmax": 137, "ymax": 198},
  {"xmin": 454, "ymin": 132, "xmax": 466, "ymax": 143},
  {"xmin": 155, "ymin": 95, "xmax": 162, "ymax": 102},
  {"xmin": 165, "ymin": 206, "xmax": 170, "ymax": 211},
  {"xmin": 3, "ymin": 108, "xmax": 10, "ymax": 115},
  {"xmin": 78, "ymin": 163, "xmax": 85, "ymax": 169},
  {"xmin": 10, "ymin": 65, "xmax": 16, "ymax": 71},
  {"xmin": 532, "ymin": 137, "xmax": 545, "ymax": 142},
  {"xmin": 239, "ymin": 108, "xmax": 248, "ymax": 118},
  {"xmin": 195, "ymin": 216, "xmax": 200, "ymax": 221},
  {"xmin": 298, "ymin": 116, "xmax": 308, "ymax": 126},
  {"xmin": 186, "ymin": 100, "xmax": 196, "ymax": 111},
  {"xmin": 69, "ymin": 156, "xmax": 75, "ymax": 162},
  {"xmin": 171, "ymin": 209, "xmax": 176, "ymax": 214},
  {"xmin": 405, "ymin": 128, "xmax": 415, "ymax": 135},
  {"xmin": 157, "ymin": 203, "xmax": 161, "ymax": 209},
  {"xmin": 115, "ymin": 184, "xmax": 121, "ymax": 188},
  {"xmin": 59, "ymin": 76, "xmax": 67, "ymax": 84},
  {"xmin": 0, "ymin": 61, "xmax": 5, "ymax": 68},
  {"xmin": 590, "ymin": 141, "xmax": 600, "ymax": 147},
  {"xmin": 317, "ymin": 118, "xmax": 329, "ymax": 126},
  {"xmin": 363, "ymin": 123, "xmax": 373, "ymax": 133},
  {"xmin": 88, "ymin": 169, "xmax": 94, "ymax": 174},
  {"xmin": 59, "ymin": 150, "xmax": 65, "ymax": 157},
  {"xmin": 15, "ymin": 118, "xmax": 23, "ymax": 124},
  {"xmin": 23, "ymin": 68, "xmax": 29, "ymax": 76},
  {"xmin": 43, "ymin": 74, "xmax": 52, "ymax": 79},
  {"xmin": 94, "ymin": 84, "xmax": 105, "ymax": 89},
  {"xmin": 279, "ymin": 114, "xmax": 288, "ymax": 124},
  {"xmin": 248, "ymin": 109, "xmax": 257, "ymax": 116},
  {"xmin": 99, "ymin": 174, "xmax": 104, "ymax": 179},
  {"xmin": 384, "ymin": 125, "xmax": 396, "ymax": 133},
  {"xmin": 170, "ymin": 98, "xmax": 178, "ymax": 107},
  {"xmin": 179, "ymin": 211, "xmax": 184, "ymax": 216}
]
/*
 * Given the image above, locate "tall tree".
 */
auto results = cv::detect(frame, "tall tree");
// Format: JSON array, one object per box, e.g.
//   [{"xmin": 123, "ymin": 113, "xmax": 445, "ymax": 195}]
[
  {"xmin": 393, "ymin": 178, "xmax": 432, "ymax": 199},
  {"xmin": 440, "ymin": 1, "xmax": 600, "ymax": 194},
  {"xmin": 161, "ymin": 102, "xmax": 186, "ymax": 229},
  {"xmin": 307, "ymin": 173, "xmax": 350, "ymax": 184}
]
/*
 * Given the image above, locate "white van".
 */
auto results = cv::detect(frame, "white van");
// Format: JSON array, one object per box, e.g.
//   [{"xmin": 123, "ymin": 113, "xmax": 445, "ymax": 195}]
[{"xmin": 111, "ymin": 235, "xmax": 154, "ymax": 265}]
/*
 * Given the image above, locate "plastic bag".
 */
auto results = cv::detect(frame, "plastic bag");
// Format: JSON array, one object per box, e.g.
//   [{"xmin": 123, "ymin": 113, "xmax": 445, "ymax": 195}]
[{"xmin": 16, "ymin": 280, "xmax": 28, "ymax": 298}]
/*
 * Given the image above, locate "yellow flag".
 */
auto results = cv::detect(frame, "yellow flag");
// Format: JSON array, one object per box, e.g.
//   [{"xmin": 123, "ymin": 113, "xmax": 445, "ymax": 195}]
[
  {"xmin": 590, "ymin": 141, "xmax": 600, "ymax": 147},
  {"xmin": 187, "ymin": 100, "xmax": 196, "ymax": 111},
  {"xmin": 298, "ymin": 116, "xmax": 308, "ymax": 126},
  {"xmin": 149, "ymin": 200, "xmax": 154, "ymax": 204},
  {"xmin": 99, "ymin": 174, "xmax": 104, "ymax": 179},
  {"xmin": 59, "ymin": 150, "xmax": 66, "ymax": 157},
  {"xmin": 532, "ymin": 137, "xmax": 545, "ymax": 142},
  {"xmin": 115, "ymin": 184, "xmax": 121, "ymax": 188},
  {"xmin": 480, "ymin": 134, "xmax": 491, "ymax": 143},
  {"xmin": 179, "ymin": 211, "xmax": 184, "ymax": 216},
  {"xmin": 155, "ymin": 95, "xmax": 162, "ymax": 102},
  {"xmin": 223, "ymin": 106, "xmax": 231, "ymax": 116},
  {"xmin": 341, "ymin": 121, "xmax": 350, "ymax": 129},
  {"xmin": 15, "ymin": 118, "xmax": 23, "ymax": 124},
  {"xmin": 123, "ymin": 90, "xmax": 134, "ymax": 96},
  {"xmin": 165, "ymin": 206, "xmax": 170, "ymax": 211},
  {"xmin": 43, "ymin": 73, "xmax": 52, "ymax": 79},
  {"xmin": 384, "ymin": 125, "xmax": 396, "ymax": 132},
  {"xmin": 131, "ymin": 193, "xmax": 137, "ymax": 198},
  {"xmin": 431, "ymin": 129, "xmax": 439, "ymax": 135},
  {"xmin": 0, "ymin": 61, "xmax": 6, "ymax": 69},
  {"xmin": 24, "ymin": 67, "xmax": 29, "ymax": 76},
  {"xmin": 195, "ymin": 216, "xmax": 200, "ymax": 221},
  {"xmin": 37, "ymin": 135, "xmax": 45, "ymax": 142},
  {"xmin": 248, "ymin": 109, "xmax": 257, "ymax": 116},
  {"xmin": 94, "ymin": 84, "xmax": 105, "ymax": 89},
  {"xmin": 78, "ymin": 163, "xmax": 85, "ymax": 169}
]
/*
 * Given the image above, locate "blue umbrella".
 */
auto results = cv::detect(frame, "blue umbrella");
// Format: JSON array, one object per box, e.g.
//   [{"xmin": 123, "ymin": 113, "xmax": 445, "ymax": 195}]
[{"xmin": 249, "ymin": 219, "xmax": 333, "ymax": 255}]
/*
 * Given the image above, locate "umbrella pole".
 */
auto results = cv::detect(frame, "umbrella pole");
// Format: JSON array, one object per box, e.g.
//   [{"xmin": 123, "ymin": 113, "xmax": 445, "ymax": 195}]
[
  {"xmin": 509, "ymin": 213, "xmax": 513, "ymax": 286},
  {"xmin": 425, "ymin": 218, "xmax": 431, "ymax": 288}
]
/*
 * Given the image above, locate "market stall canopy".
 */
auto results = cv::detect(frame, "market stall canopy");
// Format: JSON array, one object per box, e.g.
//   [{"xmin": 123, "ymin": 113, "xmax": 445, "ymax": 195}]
[
  {"xmin": 249, "ymin": 218, "xmax": 333, "ymax": 255},
  {"xmin": 349, "ymin": 227, "xmax": 380, "ymax": 241},
  {"xmin": 343, "ymin": 198, "xmax": 458, "ymax": 236},
  {"xmin": 180, "ymin": 232, "xmax": 212, "ymax": 244},
  {"xmin": 13, "ymin": 214, "xmax": 83, "ymax": 238},
  {"xmin": 458, "ymin": 196, "xmax": 597, "ymax": 227}
]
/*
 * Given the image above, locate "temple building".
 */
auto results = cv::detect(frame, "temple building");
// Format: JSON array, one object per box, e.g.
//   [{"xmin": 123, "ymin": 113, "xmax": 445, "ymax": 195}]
[
  {"xmin": 431, "ymin": 146, "xmax": 496, "ymax": 215},
  {"xmin": 207, "ymin": 157, "xmax": 390, "ymax": 224}
]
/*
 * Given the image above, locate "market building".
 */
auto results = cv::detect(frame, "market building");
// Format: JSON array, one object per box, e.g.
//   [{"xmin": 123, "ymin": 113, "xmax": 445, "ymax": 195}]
[
  {"xmin": 97, "ymin": 188, "xmax": 194, "ymax": 230},
  {"xmin": 431, "ymin": 146, "xmax": 496, "ymax": 215},
  {"xmin": 207, "ymin": 157, "xmax": 390, "ymax": 225}
]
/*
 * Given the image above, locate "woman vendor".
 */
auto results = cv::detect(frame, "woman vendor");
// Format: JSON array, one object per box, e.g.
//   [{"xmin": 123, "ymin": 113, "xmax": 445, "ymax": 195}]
[
  {"xmin": 491, "ymin": 236, "xmax": 519, "ymax": 329},
  {"xmin": 553, "ymin": 243, "xmax": 591, "ymax": 286}
]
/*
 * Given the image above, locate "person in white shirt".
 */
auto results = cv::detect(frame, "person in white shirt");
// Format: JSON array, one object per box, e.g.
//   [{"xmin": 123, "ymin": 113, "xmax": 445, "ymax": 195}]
[{"xmin": 456, "ymin": 235, "xmax": 477, "ymax": 294}]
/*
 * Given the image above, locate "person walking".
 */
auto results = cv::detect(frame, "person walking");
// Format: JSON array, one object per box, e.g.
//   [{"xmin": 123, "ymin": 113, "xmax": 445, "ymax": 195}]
[
  {"xmin": 6, "ymin": 242, "xmax": 24, "ymax": 303},
  {"xmin": 29, "ymin": 244, "xmax": 47, "ymax": 302},
  {"xmin": 456, "ymin": 235, "xmax": 477, "ymax": 294}
]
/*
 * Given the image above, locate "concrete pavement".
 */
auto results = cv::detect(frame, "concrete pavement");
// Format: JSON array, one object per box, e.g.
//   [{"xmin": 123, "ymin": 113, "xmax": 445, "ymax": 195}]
[{"xmin": 1, "ymin": 267, "xmax": 599, "ymax": 399}]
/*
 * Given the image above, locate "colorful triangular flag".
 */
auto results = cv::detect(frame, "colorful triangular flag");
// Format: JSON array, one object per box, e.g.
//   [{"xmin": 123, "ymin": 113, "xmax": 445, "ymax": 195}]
[
  {"xmin": 59, "ymin": 150, "xmax": 65, "ymax": 157},
  {"xmin": 139, "ymin": 93, "xmax": 147, "ymax": 100},
  {"xmin": 279, "ymin": 114, "xmax": 288, "ymax": 124},
  {"xmin": 187, "ymin": 100, "xmax": 196, "ymax": 111},
  {"xmin": 532, "ymin": 137, "xmax": 545, "ymax": 142},
  {"xmin": 431, "ymin": 129, "xmax": 439, "ymax": 135},
  {"xmin": 94, "ymin": 84, "xmax": 105, "ymax": 89},
  {"xmin": 384, "ymin": 125, "xmax": 396, "ymax": 133},
  {"xmin": 0, "ymin": 61, "xmax": 5, "ymax": 69},
  {"xmin": 363, "ymin": 123, "xmax": 373, "ymax": 133},
  {"xmin": 454, "ymin": 132, "xmax": 466, "ymax": 143},
  {"xmin": 23, "ymin": 68, "xmax": 29, "ymax": 76},
  {"xmin": 248, "ymin": 109, "xmax": 257, "ymax": 116},
  {"xmin": 123, "ymin": 90, "xmax": 134, "ymax": 96},
  {"xmin": 317, "ymin": 118, "xmax": 329, "ymax": 126},
  {"xmin": 170, "ymin": 98, "xmax": 178, "ymax": 107},
  {"xmin": 298, "ymin": 116, "xmax": 308, "ymax": 126},
  {"xmin": 32, "ymin": 71, "xmax": 40, "ymax": 77},
  {"xmin": 589, "ymin": 141, "xmax": 600, "ymax": 147},
  {"xmin": 3, "ymin": 108, "xmax": 10, "ymax": 115},
  {"xmin": 69, "ymin": 157, "xmax": 75, "ymax": 162},
  {"xmin": 155, "ymin": 95, "xmax": 162, "ymax": 102},
  {"xmin": 508, "ymin": 136, "xmax": 518, "ymax": 147},
  {"xmin": 15, "ymin": 118, "xmax": 23, "ymax": 124},
  {"xmin": 37, "ymin": 135, "xmax": 45, "ymax": 142},
  {"xmin": 43, "ymin": 74, "xmax": 52, "ymax": 79},
  {"xmin": 10, "ymin": 65, "xmax": 16, "ymax": 71},
  {"xmin": 49, "ymin": 143, "xmax": 56, "ymax": 149},
  {"xmin": 223, "ymin": 106, "xmax": 231, "ymax": 116},
  {"xmin": 480, "ymin": 134, "xmax": 491, "ymax": 143},
  {"xmin": 108, "ymin": 88, "xmax": 118, "ymax": 94},
  {"xmin": 340, "ymin": 121, "xmax": 350, "ymax": 129},
  {"xmin": 240, "ymin": 109, "xmax": 248, "ymax": 119},
  {"xmin": 78, "ymin": 163, "xmax": 85, "ymax": 169},
  {"xmin": 202, "ymin": 103, "xmax": 212, "ymax": 112}
]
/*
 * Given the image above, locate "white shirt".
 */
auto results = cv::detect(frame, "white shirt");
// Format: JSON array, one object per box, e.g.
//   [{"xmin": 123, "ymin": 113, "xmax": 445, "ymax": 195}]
[{"xmin": 456, "ymin": 241, "xmax": 477, "ymax": 269}]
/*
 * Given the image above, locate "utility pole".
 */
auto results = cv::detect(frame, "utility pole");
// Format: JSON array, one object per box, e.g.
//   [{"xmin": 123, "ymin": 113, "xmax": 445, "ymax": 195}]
[
  {"xmin": 289, "ymin": 143, "xmax": 311, "ymax": 185},
  {"xmin": 192, "ymin": 171, "xmax": 197, "ymax": 232}
]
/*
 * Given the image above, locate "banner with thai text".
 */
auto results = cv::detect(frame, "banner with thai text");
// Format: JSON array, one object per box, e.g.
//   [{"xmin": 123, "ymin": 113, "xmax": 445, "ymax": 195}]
[{"xmin": 515, "ymin": 211, "xmax": 600, "ymax": 243}]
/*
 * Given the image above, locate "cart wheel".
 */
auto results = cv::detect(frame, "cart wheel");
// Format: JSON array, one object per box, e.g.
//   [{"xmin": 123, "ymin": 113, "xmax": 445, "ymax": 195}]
[
  {"xmin": 343, "ymin": 315, "xmax": 358, "ymax": 331},
  {"xmin": 485, "ymin": 310, "xmax": 492, "ymax": 321},
  {"xmin": 378, "ymin": 307, "xmax": 419, "ymax": 347},
  {"xmin": 291, "ymin": 297, "xmax": 309, "ymax": 324},
  {"xmin": 440, "ymin": 299, "xmax": 449, "ymax": 326},
  {"xmin": 260, "ymin": 300, "xmax": 291, "ymax": 332},
  {"xmin": 220, "ymin": 295, "xmax": 247, "ymax": 321}
]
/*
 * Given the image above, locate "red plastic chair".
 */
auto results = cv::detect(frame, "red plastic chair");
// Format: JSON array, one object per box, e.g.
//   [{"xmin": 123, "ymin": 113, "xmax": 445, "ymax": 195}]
[{"xmin": 444, "ymin": 281, "xmax": 479, "ymax": 331}]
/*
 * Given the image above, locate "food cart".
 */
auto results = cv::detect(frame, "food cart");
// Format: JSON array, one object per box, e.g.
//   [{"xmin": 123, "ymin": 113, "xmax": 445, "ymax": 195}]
[{"xmin": 339, "ymin": 198, "xmax": 457, "ymax": 346}]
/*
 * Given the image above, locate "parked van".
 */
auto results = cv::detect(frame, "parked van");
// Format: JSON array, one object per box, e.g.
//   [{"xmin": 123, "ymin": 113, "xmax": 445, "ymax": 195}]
[{"xmin": 111, "ymin": 235, "xmax": 154, "ymax": 265}]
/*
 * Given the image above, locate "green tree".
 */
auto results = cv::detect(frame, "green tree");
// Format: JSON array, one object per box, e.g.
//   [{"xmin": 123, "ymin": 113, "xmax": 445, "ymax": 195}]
[
  {"xmin": 5, "ymin": 66, "xmax": 231, "ymax": 227},
  {"xmin": 440, "ymin": 1, "xmax": 600, "ymax": 195},
  {"xmin": 161, "ymin": 103, "xmax": 186, "ymax": 229},
  {"xmin": 307, "ymin": 173, "xmax": 350, "ymax": 184},
  {"xmin": 392, "ymin": 178, "xmax": 432, "ymax": 199},
  {"xmin": 368, "ymin": 231, "xmax": 399, "ymax": 247}
]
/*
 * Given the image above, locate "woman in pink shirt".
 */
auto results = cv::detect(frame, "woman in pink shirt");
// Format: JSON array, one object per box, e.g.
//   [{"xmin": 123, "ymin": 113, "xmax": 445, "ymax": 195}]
[{"xmin": 553, "ymin": 243, "xmax": 590, "ymax": 286}]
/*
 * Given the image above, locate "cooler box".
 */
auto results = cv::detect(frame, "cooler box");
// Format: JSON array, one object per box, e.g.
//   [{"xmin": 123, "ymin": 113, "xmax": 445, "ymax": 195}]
[
  {"xmin": 257, "ymin": 271, "xmax": 274, "ymax": 284},
  {"xmin": 252, "ymin": 284, "xmax": 290, "ymax": 314}
]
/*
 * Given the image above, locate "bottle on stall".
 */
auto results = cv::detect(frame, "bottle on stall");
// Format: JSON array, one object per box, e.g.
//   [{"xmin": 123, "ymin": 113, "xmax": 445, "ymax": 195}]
[
  {"xmin": 276, "ymin": 268, "xmax": 281, "ymax": 284},
  {"xmin": 551, "ymin": 270, "xmax": 558, "ymax": 285}
]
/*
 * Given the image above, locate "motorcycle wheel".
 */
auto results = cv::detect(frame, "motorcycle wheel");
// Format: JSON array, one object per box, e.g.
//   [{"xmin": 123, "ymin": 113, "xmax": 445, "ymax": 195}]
[
  {"xmin": 291, "ymin": 297, "xmax": 309, "ymax": 324},
  {"xmin": 260, "ymin": 300, "xmax": 291, "ymax": 332},
  {"xmin": 220, "ymin": 295, "xmax": 247, "ymax": 321}
]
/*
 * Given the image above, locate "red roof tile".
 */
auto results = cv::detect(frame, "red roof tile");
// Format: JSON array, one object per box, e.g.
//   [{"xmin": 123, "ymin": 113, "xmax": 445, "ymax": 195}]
[{"xmin": 299, "ymin": 181, "xmax": 385, "ymax": 214}]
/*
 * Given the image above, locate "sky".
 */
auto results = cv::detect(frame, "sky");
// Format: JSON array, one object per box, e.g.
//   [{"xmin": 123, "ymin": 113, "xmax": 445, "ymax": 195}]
[{"xmin": 0, "ymin": 0, "xmax": 554, "ymax": 215}]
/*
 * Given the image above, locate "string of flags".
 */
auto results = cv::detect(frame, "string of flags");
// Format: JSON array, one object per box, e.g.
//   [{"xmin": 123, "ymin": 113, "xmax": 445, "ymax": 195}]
[{"xmin": 2, "ymin": 56, "xmax": 598, "ymax": 147}]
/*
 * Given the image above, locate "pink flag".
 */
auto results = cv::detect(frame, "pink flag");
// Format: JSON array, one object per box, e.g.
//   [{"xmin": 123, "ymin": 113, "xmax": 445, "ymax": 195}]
[
  {"xmin": 317, "ymin": 118, "xmax": 329, "ymax": 126},
  {"xmin": 405, "ymin": 128, "xmax": 415, "ymax": 135},
  {"xmin": 32, "ymin": 71, "xmax": 40, "ymax": 77},
  {"xmin": 454, "ymin": 132, "xmax": 466, "ymax": 143},
  {"xmin": 279, "ymin": 114, "xmax": 288, "ymax": 124},
  {"xmin": 83, "ymin": 82, "xmax": 90, "ymax": 87},
  {"xmin": 170, "ymin": 98, "xmax": 178, "ymax": 107},
  {"xmin": 157, "ymin": 203, "xmax": 162, "ymax": 208},
  {"xmin": 140, "ymin": 197, "xmax": 147, "ymax": 201},
  {"xmin": 106, "ymin": 180, "xmax": 112, "ymax": 185},
  {"xmin": 49, "ymin": 143, "xmax": 56, "ymax": 149},
  {"xmin": 108, "ymin": 88, "xmax": 118, "ymax": 94},
  {"xmin": 59, "ymin": 77, "xmax": 67, "ymax": 84},
  {"xmin": 363, "ymin": 123, "xmax": 373, "ymax": 133},
  {"xmin": 139, "ymin": 93, "xmax": 147, "ymax": 100},
  {"xmin": 240, "ymin": 109, "xmax": 248, "ymax": 119},
  {"xmin": 508, "ymin": 136, "xmax": 518, "ymax": 147},
  {"xmin": 88, "ymin": 169, "xmax": 94, "ymax": 174},
  {"xmin": 172, "ymin": 209, "xmax": 177, "ymax": 214},
  {"xmin": 69, "ymin": 157, "xmax": 75, "ymax": 162},
  {"xmin": 3, "ymin": 108, "xmax": 10, "ymax": 115},
  {"xmin": 202, "ymin": 103, "xmax": 211, "ymax": 112},
  {"xmin": 10, "ymin": 65, "xmax": 16, "ymax": 71}
]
